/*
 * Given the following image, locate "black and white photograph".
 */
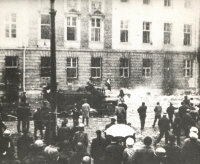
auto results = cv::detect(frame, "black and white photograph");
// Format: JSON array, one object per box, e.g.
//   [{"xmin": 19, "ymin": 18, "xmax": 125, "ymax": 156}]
[{"xmin": 0, "ymin": 0, "xmax": 200, "ymax": 163}]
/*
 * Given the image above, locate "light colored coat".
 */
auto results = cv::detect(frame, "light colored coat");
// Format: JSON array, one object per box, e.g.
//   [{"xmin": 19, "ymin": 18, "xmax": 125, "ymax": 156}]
[{"xmin": 81, "ymin": 103, "xmax": 90, "ymax": 118}]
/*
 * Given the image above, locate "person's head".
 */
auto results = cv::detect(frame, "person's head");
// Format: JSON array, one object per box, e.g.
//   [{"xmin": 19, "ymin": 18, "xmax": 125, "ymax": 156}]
[
  {"xmin": 143, "ymin": 136, "xmax": 152, "ymax": 146},
  {"xmin": 76, "ymin": 142, "xmax": 84, "ymax": 152},
  {"xmin": 186, "ymin": 109, "xmax": 190, "ymax": 113},
  {"xmin": 35, "ymin": 140, "xmax": 44, "ymax": 152},
  {"xmin": 191, "ymin": 103, "xmax": 194, "ymax": 106},
  {"xmin": 3, "ymin": 130, "xmax": 11, "ymax": 137},
  {"xmin": 89, "ymin": 77, "xmax": 92, "ymax": 81},
  {"xmin": 37, "ymin": 107, "xmax": 41, "ymax": 112},
  {"xmin": 142, "ymin": 102, "xmax": 145, "ymax": 106},
  {"xmin": 163, "ymin": 112, "xmax": 167, "ymax": 117},
  {"xmin": 61, "ymin": 121, "xmax": 67, "ymax": 127},
  {"xmin": 184, "ymin": 96, "xmax": 188, "ymax": 99},
  {"xmin": 190, "ymin": 127, "xmax": 199, "ymax": 134},
  {"xmin": 189, "ymin": 132, "xmax": 198, "ymax": 141},
  {"xmin": 154, "ymin": 147, "xmax": 167, "ymax": 159},
  {"xmin": 63, "ymin": 118, "xmax": 68, "ymax": 124},
  {"xmin": 96, "ymin": 130, "xmax": 102, "ymax": 137},
  {"xmin": 23, "ymin": 92, "xmax": 26, "ymax": 95},
  {"xmin": 169, "ymin": 135, "xmax": 176, "ymax": 143},
  {"xmin": 29, "ymin": 143, "xmax": 38, "ymax": 155},
  {"xmin": 43, "ymin": 102, "xmax": 47, "ymax": 106},
  {"xmin": 111, "ymin": 117, "xmax": 116, "ymax": 123},
  {"xmin": 126, "ymin": 137, "xmax": 134, "ymax": 148},
  {"xmin": 82, "ymin": 156, "xmax": 91, "ymax": 164},
  {"xmin": 157, "ymin": 102, "xmax": 160, "ymax": 105},
  {"xmin": 62, "ymin": 140, "xmax": 70, "ymax": 150},
  {"xmin": 170, "ymin": 103, "xmax": 173, "ymax": 106},
  {"xmin": 181, "ymin": 102, "xmax": 184, "ymax": 105}
]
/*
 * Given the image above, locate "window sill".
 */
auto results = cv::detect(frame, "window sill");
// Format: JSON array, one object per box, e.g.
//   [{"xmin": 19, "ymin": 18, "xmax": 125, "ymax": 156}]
[
  {"xmin": 64, "ymin": 40, "xmax": 80, "ymax": 49},
  {"xmin": 67, "ymin": 77, "xmax": 78, "ymax": 80},
  {"xmin": 89, "ymin": 42, "xmax": 104, "ymax": 49}
]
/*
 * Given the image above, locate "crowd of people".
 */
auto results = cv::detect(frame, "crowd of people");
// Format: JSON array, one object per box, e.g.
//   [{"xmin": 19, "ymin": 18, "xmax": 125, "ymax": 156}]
[{"xmin": 0, "ymin": 93, "xmax": 200, "ymax": 164}]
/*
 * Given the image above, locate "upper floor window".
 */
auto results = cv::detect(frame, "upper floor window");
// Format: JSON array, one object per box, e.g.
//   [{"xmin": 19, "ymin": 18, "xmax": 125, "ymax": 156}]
[
  {"xmin": 67, "ymin": 16, "xmax": 77, "ymax": 40},
  {"xmin": 142, "ymin": 58, "xmax": 151, "ymax": 77},
  {"xmin": 91, "ymin": 18, "xmax": 101, "ymax": 41},
  {"xmin": 41, "ymin": 57, "xmax": 51, "ymax": 77},
  {"xmin": 143, "ymin": 22, "xmax": 151, "ymax": 43},
  {"xmin": 120, "ymin": 58, "xmax": 129, "ymax": 78},
  {"xmin": 91, "ymin": 57, "xmax": 102, "ymax": 78},
  {"xmin": 184, "ymin": 60, "xmax": 192, "ymax": 77},
  {"xmin": 41, "ymin": 14, "xmax": 50, "ymax": 39},
  {"xmin": 143, "ymin": 0, "xmax": 150, "ymax": 4},
  {"xmin": 184, "ymin": 24, "xmax": 191, "ymax": 46},
  {"xmin": 164, "ymin": 0, "xmax": 171, "ymax": 6},
  {"xmin": 120, "ymin": 21, "xmax": 129, "ymax": 42},
  {"xmin": 66, "ymin": 58, "xmax": 77, "ymax": 78},
  {"xmin": 164, "ymin": 23, "xmax": 172, "ymax": 44},
  {"xmin": 184, "ymin": 0, "xmax": 191, "ymax": 8},
  {"xmin": 5, "ymin": 13, "xmax": 17, "ymax": 38}
]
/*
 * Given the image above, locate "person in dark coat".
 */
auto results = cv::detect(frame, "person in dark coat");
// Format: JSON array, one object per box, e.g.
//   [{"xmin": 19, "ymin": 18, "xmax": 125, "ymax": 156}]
[
  {"xmin": 0, "ymin": 130, "xmax": 15, "ymax": 160},
  {"xmin": 21, "ymin": 92, "xmax": 27, "ymax": 104},
  {"xmin": 73, "ymin": 124, "xmax": 88, "ymax": 150},
  {"xmin": 57, "ymin": 120, "xmax": 70, "ymax": 142},
  {"xmin": 178, "ymin": 102, "xmax": 187, "ymax": 120},
  {"xmin": 154, "ymin": 113, "xmax": 170, "ymax": 146},
  {"xmin": 91, "ymin": 130, "xmax": 107, "ymax": 164},
  {"xmin": 183, "ymin": 95, "xmax": 190, "ymax": 106},
  {"xmin": 132, "ymin": 136, "xmax": 154, "ymax": 164},
  {"xmin": 17, "ymin": 103, "xmax": 25, "ymax": 133},
  {"xmin": 182, "ymin": 109, "xmax": 193, "ymax": 137},
  {"xmin": 166, "ymin": 103, "xmax": 177, "ymax": 126},
  {"xmin": 72, "ymin": 103, "xmax": 80, "ymax": 125},
  {"xmin": 105, "ymin": 117, "xmax": 116, "ymax": 130},
  {"xmin": 105, "ymin": 137, "xmax": 124, "ymax": 164},
  {"xmin": 182, "ymin": 132, "xmax": 200, "ymax": 164},
  {"xmin": 115, "ymin": 105, "xmax": 125, "ymax": 124},
  {"xmin": 137, "ymin": 102, "xmax": 147, "ymax": 130},
  {"xmin": 17, "ymin": 129, "xmax": 33, "ymax": 161},
  {"xmin": 163, "ymin": 134, "xmax": 181, "ymax": 164},
  {"xmin": 118, "ymin": 98, "xmax": 128, "ymax": 124},
  {"xmin": 152, "ymin": 102, "xmax": 162, "ymax": 127},
  {"xmin": 70, "ymin": 142, "xmax": 90, "ymax": 164},
  {"xmin": 24, "ymin": 103, "xmax": 31, "ymax": 131},
  {"xmin": 33, "ymin": 108, "xmax": 44, "ymax": 140},
  {"xmin": 190, "ymin": 110, "xmax": 198, "ymax": 126},
  {"xmin": 57, "ymin": 140, "xmax": 74, "ymax": 164},
  {"xmin": 172, "ymin": 111, "xmax": 181, "ymax": 146}
]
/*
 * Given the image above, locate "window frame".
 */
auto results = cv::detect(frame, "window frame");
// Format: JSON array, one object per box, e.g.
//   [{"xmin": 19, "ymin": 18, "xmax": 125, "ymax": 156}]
[
  {"xmin": 41, "ymin": 56, "xmax": 51, "ymax": 78},
  {"xmin": 184, "ymin": 60, "xmax": 192, "ymax": 77},
  {"xmin": 66, "ymin": 57, "xmax": 78, "ymax": 79},
  {"xmin": 142, "ymin": 58, "xmax": 151, "ymax": 77},
  {"xmin": 183, "ymin": 24, "xmax": 192, "ymax": 46},
  {"xmin": 120, "ymin": 58, "xmax": 130, "ymax": 78},
  {"xmin": 164, "ymin": 23, "xmax": 172, "ymax": 44},
  {"xmin": 5, "ymin": 13, "xmax": 17, "ymax": 38},
  {"xmin": 66, "ymin": 16, "xmax": 77, "ymax": 41},
  {"xmin": 120, "ymin": 20, "xmax": 129, "ymax": 43},
  {"xmin": 91, "ymin": 57, "xmax": 102, "ymax": 79},
  {"xmin": 91, "ymin": 17, "xmax": 101, "ymax": 42},
  {"xmin": 164, "ymin": 0, "xmax": 171, "ymax": 6},
  {"xmin": 40, "ymin": 14, "xmax": 51, "ymax": 40},
  {"xmin": 143, "ymin": 22, "xmax": 151, "ymax": 44},
  {"xmin": 5, "ymin": 56, "xmax": 18, "ymax": 81}
]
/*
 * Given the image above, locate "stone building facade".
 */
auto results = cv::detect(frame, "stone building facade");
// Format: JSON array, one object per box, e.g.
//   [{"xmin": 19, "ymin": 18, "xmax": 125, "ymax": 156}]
[{"xmin": 0, "ymin": 0, "xmax": 199, "ymax": 102}]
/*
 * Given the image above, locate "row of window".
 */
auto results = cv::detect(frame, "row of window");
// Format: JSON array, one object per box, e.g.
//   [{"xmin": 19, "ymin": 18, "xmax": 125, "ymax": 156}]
[
  {"xmin": 5, "ymin": 56, "xmax": 193, "ymax": 79},
  {"xmin": 121, "ymin": 0, "xmax": 192, "ymax": 8},
  {"xmin": 5, "ymin": 13, "xmax": 192, "ymax": 46}
]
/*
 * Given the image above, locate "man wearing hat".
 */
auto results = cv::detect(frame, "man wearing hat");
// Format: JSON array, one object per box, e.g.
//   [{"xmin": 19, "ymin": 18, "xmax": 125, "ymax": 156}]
[
  {"xmin": 163, "ymin": 135, "xmax": 181, "ymax": 164},
  {"xmin": 132, "ymin": 136, "xmax": 154, "ymax": 164},
  {"xmin": 172, "ymin": 110, "xmax": 181, "ymax": 145},
  {"xmin": 154, "ymin": 113, "xmax": 170, "ymax": 146},
  {"xmin": 137, "ymin": 102, "xmax": 147, "ymax": 130},
  {"xmin": 166, "ymin": 103, "xmax": 178, "ymax": 126},
  {"xmin": 81, "ymin": 99, "xmax": 90, "ymax": 126},
  {"xmin": 0, "ymin": 130, "xmax": 15, "ymax": 160},
  {"xmin": 154, "ymin": 147, "xmax": 167, "ymax": 164},
  {"xmin": 182, "ymin": 132, "xmax": 200, "ymax": 164},
  {"xmin": 182, "ymin": 109, "xmax": 193, "ymax": 137},
  {"xmin": 17, "ymin": 129, "xmax": 33, "ymax": 161},
  {"xmin": 73, "ymin": 124, "xmax": 88, "ymax": 150},
  {"xmin": 91, "ymin": 129, "xmax": 107, "ymax": 164},
  {"xmin": 152, "ymin": 102, "xmax": 162, "ymax": 128},
  {"xmin": 123, "ymin": 137, "xmax": 135, "ymax": 164},
  {"xmin": 33, "ymin": 108, "xmax": 44, "ymax": 140},
  {"xmin": 178, "ymin": 102, "xmax": 187, "ymax": 120},
  {"xmin": 105, "ymin": 117, "xmax": 116, "ymax": 130},
  {"xmin": 118, "ymin": 98, "xmax": 128, "ymax": 124}
]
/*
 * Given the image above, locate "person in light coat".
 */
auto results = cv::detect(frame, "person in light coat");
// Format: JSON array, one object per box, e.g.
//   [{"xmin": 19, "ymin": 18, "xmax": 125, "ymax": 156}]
[{"xmin": 81, "ymin": 99, "xmax": 90, "ymax": 126}]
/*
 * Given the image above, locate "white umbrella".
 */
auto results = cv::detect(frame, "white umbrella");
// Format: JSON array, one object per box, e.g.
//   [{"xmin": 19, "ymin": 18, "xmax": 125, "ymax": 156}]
[{"xmin": 105, "ymin": 124, "xmax": 136, "ymax": 138}]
